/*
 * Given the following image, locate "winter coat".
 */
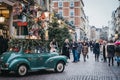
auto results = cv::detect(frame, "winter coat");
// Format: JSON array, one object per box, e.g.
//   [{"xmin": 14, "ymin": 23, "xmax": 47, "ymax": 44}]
[
  {"xmin": 93, "ymin": 43, "xmax": 100, "ymax": 54},
  {"xmin": 77, "ymin": 43, "xmax": 82, "ymax": 54},
  {"xmin": 82, "ymin": 45, "xmax": 88, "ymax": 55},
  {"xmin": 62, "ymin": 42, "xmax": 70, "ymax": 59},
  {"xmin": 71, "ymin": 42, "xmax": 78, "ymax": 50},
  {"xmin": 106, "ymin": 43, "xmax": 115, "ymax": 57},
  {"xmin": 0, "ymin": 36, "xmax": 4, "ymax": 55},
  {"xmin": 115, "ymin": 45, "xmax": 120, "ymax": 57}
]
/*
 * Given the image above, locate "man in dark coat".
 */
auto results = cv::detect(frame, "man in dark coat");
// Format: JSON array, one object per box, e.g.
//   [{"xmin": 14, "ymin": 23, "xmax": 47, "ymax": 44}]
[
  {"xmin": 0, "ymin": 35, "xmax": 4, "ymax": 55},
  {"xmin": 71, "ymin": 39, "xmax": 78, "ymax": 62},
  {"xmin": 93, "ymin": 40, "xmax": 100, "ymax": 62},
  {"xmin": 3, "ymin": 37, "xmax": 9, "ymax": 53}
]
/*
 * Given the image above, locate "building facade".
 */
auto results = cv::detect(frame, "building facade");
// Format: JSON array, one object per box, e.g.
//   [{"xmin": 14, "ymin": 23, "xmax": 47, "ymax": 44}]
[
  {"xmin": 100, "ymin": 26, "xmax": 109, "ymax": 41},
  {"xmin": 51, "ymin": 0, "xmax": 87, "ymax": 40},
  {"xmin": 112, "ymin": 6, "xmax": 120, "ymax": 40},
  {"xmin": 90, "ymin": 26, "xmax": 96, "ymax": 41}
]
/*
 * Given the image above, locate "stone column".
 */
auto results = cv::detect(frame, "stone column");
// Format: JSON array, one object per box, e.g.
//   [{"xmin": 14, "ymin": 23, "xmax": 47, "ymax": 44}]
[{"xmin": 9, "ymin": 8, "xmax": 15, "ymax": 38}]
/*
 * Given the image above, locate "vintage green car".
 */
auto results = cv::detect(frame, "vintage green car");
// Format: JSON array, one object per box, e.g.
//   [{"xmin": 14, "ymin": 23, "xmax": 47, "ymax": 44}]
[{"xmin": 0, "ymin": 40, "xmax": 67, "ymax": 76}]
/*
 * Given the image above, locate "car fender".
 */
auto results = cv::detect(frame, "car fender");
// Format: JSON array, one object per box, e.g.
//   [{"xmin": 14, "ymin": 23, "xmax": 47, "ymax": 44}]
[
  {"xmin": 44, "ymin": 56, "xmax": 67, "ymax": 68},
  {"xmin": 8, "ymin": 58, "xmax": 30, "ymax": 71}
]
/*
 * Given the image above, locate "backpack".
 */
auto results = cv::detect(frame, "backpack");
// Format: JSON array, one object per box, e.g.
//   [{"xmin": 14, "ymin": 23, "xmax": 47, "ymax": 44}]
[{"xmin": 107, "ymin": 45, "xmax": 115, "ymax": 53}]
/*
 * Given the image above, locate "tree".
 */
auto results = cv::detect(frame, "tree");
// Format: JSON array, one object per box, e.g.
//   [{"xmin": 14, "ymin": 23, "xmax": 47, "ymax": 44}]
[{"xmin": 48, "ymin": 27, "xmax": 72, "ymax": 51}]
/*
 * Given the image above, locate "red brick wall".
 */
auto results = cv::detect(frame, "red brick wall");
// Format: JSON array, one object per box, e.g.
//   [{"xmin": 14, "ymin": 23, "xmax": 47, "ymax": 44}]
[
  {"xmin": 75, "ymin": 8, "xmax": 80, "ymax": 16},
  {"xmin": 63, "ymin": 8, "xmax": 69, "ymax": 16},
  {"xmin": 53, "ymin": 1, "xmax": 81, "ymax": 27},
  {"xmin": 75, "ymin": 17, "xmax": 80, "ymax": 25},
  {"xmin": 63, "ymin": 2, "xmax": 69, "ymax": 7},
  {"xmin": 75, "ymin": 2, "xmax": 80, "ymax": 7},
  {"xmin": 54, "ymin": 2, "xmax": 58, "ymax": 7}
]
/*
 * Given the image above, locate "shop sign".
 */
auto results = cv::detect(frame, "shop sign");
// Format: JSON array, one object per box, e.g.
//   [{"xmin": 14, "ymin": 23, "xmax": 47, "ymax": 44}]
[{"xmin": 17, "ymin": 21, "xmax": 27, "ymax": 27}]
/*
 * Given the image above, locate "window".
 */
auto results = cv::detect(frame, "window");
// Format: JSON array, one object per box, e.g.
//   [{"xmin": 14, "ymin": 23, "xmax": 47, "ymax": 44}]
[
  {"xmin": 70, "ymin": 1, "xmax": 74, "ymax": 7},
  {"xmin": 70, "ymin": 20, "xmax": 74, "ymax": 25},
  {"xmin": 58, "ymin": 2, "xmax": 63, "ymax": 8},
  {"xmin": 70, "ymin": 9, "xmax": 74, "ymax": 17},
  {"xmin": 59, "ymin": 10, "xmax": 63, "ymax": 17}
]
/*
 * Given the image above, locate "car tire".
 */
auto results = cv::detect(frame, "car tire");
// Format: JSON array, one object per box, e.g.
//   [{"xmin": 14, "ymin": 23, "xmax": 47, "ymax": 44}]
[
  {"xmin": 17, "ymin": 65, "xmax": 28, "ymax": 76},
  {"xmin": 55, "ymin": 61, "xmax": 65, "ymax": 73}
]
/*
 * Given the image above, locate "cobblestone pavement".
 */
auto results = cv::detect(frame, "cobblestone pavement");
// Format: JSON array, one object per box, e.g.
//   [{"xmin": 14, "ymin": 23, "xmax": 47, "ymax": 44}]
[{"xmin": 0, "ymin": 51, "xmax": 120, "ymax": 80}]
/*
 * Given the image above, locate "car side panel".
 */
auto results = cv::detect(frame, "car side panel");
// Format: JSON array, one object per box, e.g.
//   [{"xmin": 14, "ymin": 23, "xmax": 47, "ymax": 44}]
[
  {"xmin": 44, "ymin": 56, "xmax": 67, "ymax": 68},
  {"xmin": 8, "ymin": 58, "xmax": 30, "ymax": 71}
]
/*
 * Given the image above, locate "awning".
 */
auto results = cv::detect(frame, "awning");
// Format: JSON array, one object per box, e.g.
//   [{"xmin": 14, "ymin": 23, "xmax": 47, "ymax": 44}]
[
  {"xmin": 13, "ymin": 19, "xmax": 27, "ymax": 27},
  {"xmin": 17, "ymin": 21, "xmax": 27, "ymax": 27}
]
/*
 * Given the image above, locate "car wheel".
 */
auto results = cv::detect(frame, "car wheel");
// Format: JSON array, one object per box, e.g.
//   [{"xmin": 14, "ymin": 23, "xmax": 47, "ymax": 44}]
[
  {"xmin": 17, "ymin": 65, "xmax": 28, "ymax": 76},
  {"xmin": 55, "ymin": 61, "xmax": 65, "ymax": 73}
]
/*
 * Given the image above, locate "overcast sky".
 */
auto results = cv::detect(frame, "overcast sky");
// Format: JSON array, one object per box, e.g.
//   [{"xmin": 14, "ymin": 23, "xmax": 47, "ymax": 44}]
[{"xmin": 83, "ymin": 0, "xmax": 119, "ymax": 28}]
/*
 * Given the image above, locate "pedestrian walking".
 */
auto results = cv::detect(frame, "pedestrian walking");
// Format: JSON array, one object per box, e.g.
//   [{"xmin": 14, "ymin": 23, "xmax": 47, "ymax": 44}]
[
  {"xmin": 93, "ymin": 40, "xmax": 100, "ymax": 62},
  {"xmin": 71, "ymin": 39, "xmax": 78, "ymax": 62},
  {"xmin": 106, "ymin": 40, "xmax": 115, "ymax": 66},
  {"xmin": 0, "ymin": 35, "xmax": 4, "ymax": 55},
  {"xmin": 3, "ymin": 37, "xmax": 9, "ymax": 53},
  {"xmin": 77, "ymin": 40, "xmax": 82, "ymax": 61},
  {"xmin": 115, "ymin": 40, "xmax": 120, "ymax": 57},
  {"xmin": 62, "ymin": 39, "xmax": 71, "ymax": 59},
  {"xmin": 82, "ymin": 42, "xmax": 89, "ymax": 62},
  {"xmin": 102, "ymin": 41, "xmax": 107, "ymax": 62},
  {"xmin": 89, "ymin": 40, "xmax": 94, "ymax": 52}
]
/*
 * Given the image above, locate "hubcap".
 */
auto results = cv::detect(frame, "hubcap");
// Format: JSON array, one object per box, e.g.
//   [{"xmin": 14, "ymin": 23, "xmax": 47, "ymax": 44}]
[
  {"xmin": 57, "ymin": 63, "xmax": 64, "ymax": 72},
  {"xmin": 18, "ymin": 65, "xmax": 27, "ymax": 76}
]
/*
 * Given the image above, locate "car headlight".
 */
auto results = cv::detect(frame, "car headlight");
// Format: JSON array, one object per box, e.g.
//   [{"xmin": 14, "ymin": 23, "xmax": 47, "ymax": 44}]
[{"xmin": 2, "ymin": 63, "xmax": 9, "ymax": 68}]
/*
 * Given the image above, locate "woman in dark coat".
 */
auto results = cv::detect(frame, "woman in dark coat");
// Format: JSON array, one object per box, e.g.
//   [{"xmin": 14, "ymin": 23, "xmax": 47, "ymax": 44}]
[
  {"xmin": 93, "ymin": 40, "xmax": 100, "ymax": 62},
  {"xmin": 106, "ymin": 40, "xmax": 115, "ymax": 66},
  {"xmin": 62, "ymin": 39, "xmax": 70, "ymax": 59},
  {"xmin": 103, "ymin": 41, "xmax": 107, "ymax": 62},
  {"xmin": 82, "ymin": 42, "xmax": 88, "ymax": 62}
]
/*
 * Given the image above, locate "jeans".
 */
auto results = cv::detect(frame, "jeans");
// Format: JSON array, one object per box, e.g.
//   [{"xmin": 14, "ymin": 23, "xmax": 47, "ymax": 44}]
[
  {"xmin": 72, "ymin": 50, "xmax": 78, "ymax": 62},
  {"xmin": 95, "ymin": 54, "xmax": 99, "ymax": 61}
]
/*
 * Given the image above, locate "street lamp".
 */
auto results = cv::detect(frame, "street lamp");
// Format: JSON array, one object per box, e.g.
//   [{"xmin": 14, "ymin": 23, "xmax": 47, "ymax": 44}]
[
  {"xmin": 0, "ymin": 10, "xmax": 5, "ymax": 23},
  {"xmin": 115, "ymin": 33, "xmax": 118, "ymax": 40}
]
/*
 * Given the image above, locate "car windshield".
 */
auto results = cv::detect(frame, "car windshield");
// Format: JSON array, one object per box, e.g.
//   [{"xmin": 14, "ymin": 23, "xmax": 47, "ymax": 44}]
[{"xmin": 8, "ymin": 39, "xmax": 48, "ymax": 53}]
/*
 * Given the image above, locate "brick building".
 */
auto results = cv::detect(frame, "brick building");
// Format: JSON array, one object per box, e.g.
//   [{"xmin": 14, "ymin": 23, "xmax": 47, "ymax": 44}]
[{"xmin": 51, "ymin": 0, "xmax": 87, "ymax": 40}]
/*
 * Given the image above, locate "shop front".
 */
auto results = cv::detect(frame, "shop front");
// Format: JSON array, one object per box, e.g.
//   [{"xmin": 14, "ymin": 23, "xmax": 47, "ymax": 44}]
[{"xmin": 0, "ymin": 1, "xmax": 13, "ymax": 38}]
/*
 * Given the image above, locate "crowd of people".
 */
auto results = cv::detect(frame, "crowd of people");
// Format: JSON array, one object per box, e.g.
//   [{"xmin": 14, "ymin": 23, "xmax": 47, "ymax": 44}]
[
  {"xmin": 0, "ymin": 36, "xmax": 120, "ymax": 67},
  {"xmin": 50, "ymin": 38, "xmax": 120, "ymax": 66}
]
